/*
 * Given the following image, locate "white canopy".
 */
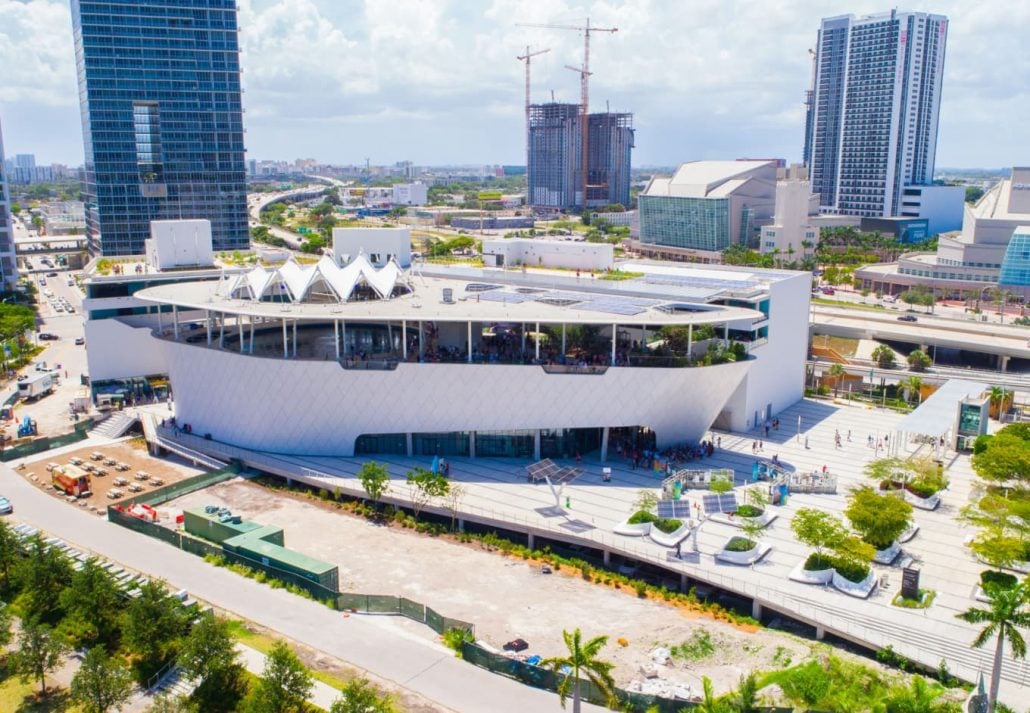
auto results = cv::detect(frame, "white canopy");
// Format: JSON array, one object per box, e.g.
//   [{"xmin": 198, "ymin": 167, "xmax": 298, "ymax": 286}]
[
  {"xmin": 221, "ymin": 255, "xmax": 407, "ymax": 303},
  {"xmin": 894, "ymin": 378, "xmax": 988, "ymax": 438}
]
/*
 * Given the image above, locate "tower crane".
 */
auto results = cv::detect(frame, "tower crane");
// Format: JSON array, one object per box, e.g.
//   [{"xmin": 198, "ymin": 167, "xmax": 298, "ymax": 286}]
[
  {"xmin": 516, "ymin": 46, "xmax": 550, "ymax": 198},
  {"xmin": 517, "ymin": 18, "xmax": 617, "ymax": 210}
]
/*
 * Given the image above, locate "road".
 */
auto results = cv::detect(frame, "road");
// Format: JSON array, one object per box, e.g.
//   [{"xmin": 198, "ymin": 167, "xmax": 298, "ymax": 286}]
[
  {"xmin": 247, "ymin": 185, "xmax": 332, "ymax": 251},
  {"xmin": 0, "ymin": 462, "xmax": 604, "ymax": 713}
]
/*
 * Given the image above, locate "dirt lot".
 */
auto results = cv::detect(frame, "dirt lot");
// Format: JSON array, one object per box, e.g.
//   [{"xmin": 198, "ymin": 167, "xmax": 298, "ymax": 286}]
[
  {"xmin": 168, "ymin": 478, "xmax": 851, "ymax": 698},
  {"xmin": 18, "ymin": 440, "xmax": 206, "ymax": 514}
]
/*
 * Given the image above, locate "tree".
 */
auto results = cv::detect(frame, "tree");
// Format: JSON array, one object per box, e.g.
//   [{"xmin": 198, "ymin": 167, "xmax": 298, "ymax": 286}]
[
  {"xmin": 845, "ymin": 486, "xmax": 913, "ymax": 550},
  {"xmin": 0, "ymin": 303, "xmax": 38, "ymax": 343},
  {"xmin": 907, "ymin": 350, "xmax": 932, "ymax": 373},
  {"xmin": 147, "ymin": 694, "xmax": 197, "ymax": 713},
  {"xmin": 122, "ymin": 580, "xmax": 188, "ymax": 678},
  {"xmin": 972, "ymin": 430, "xmax": 1030, "ymax": 484},
  {"xmin": 827, "ymin": 363, "xmax": 846, "ymax": 396},
  {"xmin": 791, "ymin": 509, "xmax": 848, "ymax": 553},
  {"xmin": 12, "ymin": 621, "xmax": 69, "ymax": 696},
  {"xmin": 330, "ymin": 677, "xmax": 395, "ymax": 713},
  {"xmin": 15, "ymin": 534, "xmax": 73, "ymax": 624},
  {"xmin": 966, "ymin": 186, "xmax": 985, "ymax": 204},
  {"xmin": 0, "ymin": 519, "xmax": 21, "ymax": 590},
  {"xmin": 871, "ymin": 344, "xmax": 897, "ymax": 369},
  {"xmin": 70, "ymin": 647, "xmax": 135, "ymax": 713},
  {"xmin": 987, "ymin": 386, "xmax": 1011, "ymax": 420},
  {"xmin": 697, "ymin": 675, "xmax": 728, "ymax": 713},
  {"xmin": 541, "ymin": 628, "xmax": 615, "ymax": 712},
  {"xmin": 60, "ymin": 558, "xmax": 123, "ymax": 649},
  {"xmin": 724, "ymin": 672, "xmax": 760, "ymax": 713},
  {"xmin": 178, "ymin": 615, "xmax": 246, "ymax": 712},
  {"xmin": 443, "ymin": 484, "xmax": 465, "ymax": 532},
  {"xmin": 884, "ymin": 676, "xmax": 960, "ymax": 712},
  {"xmin": 0, "ymin": 605, "xmax": 13, "ymax": 650},
  {"xmin": 956, "ymin": 581, "xmax": 1030, "ymax": 712},
  {"xmin": 358, "ymin": 461, "xmax": 390, "ymax": 511},
  {"xmin": 406, "ymin": 466, "xmax": 450, "ymax": 519},
  {"xmin": 250, "ymin": 641, "xmax": 313, "ymax": 713}
]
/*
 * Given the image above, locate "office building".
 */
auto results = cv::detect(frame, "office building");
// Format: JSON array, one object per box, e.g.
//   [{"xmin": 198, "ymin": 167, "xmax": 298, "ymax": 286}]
[
  {"xmin": 856, "ymin": 168, "xmax": 1030, "ymax": 295},
  {"xmin": 760, "ymin": 165, "xmax": 857, "ymax": 256},
  {"xmin": 0, "ymin": 121, "xmax": 18, "ymax": 290},
  {"xmin": 71, "ymin": 0, "xmax": 249, "ymax": 256},
  {"xmin": 637, "ymin": 161, "xmax": 777, "ymax": 260},
  {"xmin": 804, "ymin": 11, "xmax": 948, "ymax": 218},
  {"xmin": 527, "ymin": 103, "xmax": 634, "ymax": 211},
  {"xmin": 391, "ymin": 182, "xmax": 428, "ymax": 206}
]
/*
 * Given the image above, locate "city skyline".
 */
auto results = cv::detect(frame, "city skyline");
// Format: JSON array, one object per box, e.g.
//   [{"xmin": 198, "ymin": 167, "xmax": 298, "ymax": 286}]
[{"xmin": 0, "ymin": 0, "xmax": 1026, "ymax": 169}]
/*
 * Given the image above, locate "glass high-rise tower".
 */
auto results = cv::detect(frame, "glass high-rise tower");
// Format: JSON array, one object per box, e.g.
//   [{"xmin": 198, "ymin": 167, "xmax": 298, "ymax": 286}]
[
  {"xmin": 71, "ymin": 0, "xmax": 249, "ymax": 256},
  {"xmin": 803, "ymin": 10, "xmax": 948, "ymax": 218}
]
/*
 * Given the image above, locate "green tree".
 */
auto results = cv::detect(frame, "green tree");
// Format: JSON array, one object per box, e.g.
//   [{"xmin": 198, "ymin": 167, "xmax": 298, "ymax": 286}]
[
  {"xmin": 541, "ymin": 628, "xmax": 616, "ymax": 712},
  {"xmin": 59, "ymin": 559, "xmax": 123, "ymax": 649},
  {"xmin": 178, "ymin": 615, "xmax": 247, "ymax": 712},
  {"xmin": 907, "ymin": 350, "xmax": 932, "ymax": 373},
  {"xmin": 406, "ymin": 466, "xmax": 450, "ymax": 519},
  {"xmin": 250, "ymin": 641, "xmax": 313, "ymax": 713},
  {"xmin": 358, "ymin": 461, "xmax": 391, "ymax": 510},
  {"xmin": 791, "ymin": 509, "xmax": 848, "ymax": 554},
  {"xmin": 15, "ymin": 534, "xmax": 73, "ymax": 624},
  {"xmin": 723, "ymin": 672, "xmax": 759, "ymax": 712},
  {"xmin": 250, "ymin": 226, "xmax": 271, "ymax": 243},
  {"xmin": 883, "ymin": 675, "xmax": 960, "ymax": 713},
  {"xmin": 972, "ymin": 430, "xmax": 1030, "ymax": 484},
  {"xmin": 70, "ymin": 647, "xmax": 135, "ymax": 713},
  {"xmin": 122, "ymin": 580, "xmax": 187, "ymax": 679},
  {"xmin": 956, "ymin": 581, "xmax": 1030, "ymax": 712},
  {"xmin": 845, "ymin": 486, "xmax": 913, "ymax": 550},
  {"xmin": 871, "ymin": 344, "xmax": 897, "ymax": 369},
  {"xmin": 0, "ymin": 605, "xmax": 12, "ymax": 650},
  {"xmin": 329, "ymin": 677, "xmax": 395, "ymax": 713},
  {"xmin": 827, "ymin": 363, "xmax": 846, "ymax": 396},
  {"xmin": 147, "ymin": 694, "xmax": 197, "ymax": 713},
  {"xmin": 966, "ymin": 186, "xmax": 986, "ymax": 204},
  {"xmin": 12, "ymin": 621, "xmax": 69, "ymax": 696},
  {"xmin": 0, "ymin": 303, "xmax": 38, "ymax": 344},
  {"xmin": 10, "ymin": 202, "xmax": 20, "ymax": 215},
  {"xmin": 0, "ymin": 519, "xmax": 21, "ymax": 591},
  {"xmin": 696, "ymin": 675, "xmax": 728, "ymax": 713}
]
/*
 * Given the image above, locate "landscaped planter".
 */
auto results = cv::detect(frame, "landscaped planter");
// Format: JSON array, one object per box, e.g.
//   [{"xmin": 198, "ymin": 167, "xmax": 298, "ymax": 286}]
[
  {"xmin": 709, "ymin": 509, "xmax": 778, "ymax": 529},
  {"xmin": 873, "ymin": 541, "xmax": 901, "ymax": 565},
  {"xmin": 649, "ymin": 521, "xmax": 693, "ymax": 548},
  {"xmin": 788, "ymin": 561, "xmax": 834, "ymax": 585},
  {"xmin": 905, "ymin": 490, "xmax": 941, "ymax": 511},
  {"xmin": 898, "ymin": 524, "xmax": 919, "ymax": 543},
  {"xmin": 716, "ymin": 536, "xmax": 771, "ymax": 566},
  {"xmin": 831, "ymin": 569, "xmax": 877, "ymax": 598},
  {"xmin": 613, "ymin": 520, "xmax": 652, "ymax": 537}
]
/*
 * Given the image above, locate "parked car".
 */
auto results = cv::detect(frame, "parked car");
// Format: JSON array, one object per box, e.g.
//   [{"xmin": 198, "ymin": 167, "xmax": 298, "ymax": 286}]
[
  {"xmin": 46, "ymin": 271, "xmax": 58, "ymax": 277},
  {"xmin": 74, "ymin": 337, "xmax": 85, "ymax": 346},
  {"xmin": 897, "ymin": 314, "xmax": 918, "ymax": 322},
  {"xmin": 820, "ymin": 287, "xmax": 836, "ymax": 295},
  {"xmin": 0, "ymin": 497, "xmax": 12, "ymax": 515},
  {"xmin": 37, "ymin": 333, "xmax": 59, "ymax": 341}
]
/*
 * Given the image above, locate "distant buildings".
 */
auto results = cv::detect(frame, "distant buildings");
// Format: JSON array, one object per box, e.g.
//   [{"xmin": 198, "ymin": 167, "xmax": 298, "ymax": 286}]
[
  {"xmin": 637, "ymin": 160, "xmax": 777, "ymax": 260},
  {"xmin": 392, "ymin": 182, "xmax": 428, "ymax": 206},
  {"xmin": 527, "ymin": 103, "xmax": 634, "ymax": 211},
  {"xmin": 71, "ymin": 0, "xmax": 248, "ymax": 256},
  {"xmin": 0, "ymin": 120, "xmax": 18, "ymax": 290},
  {"xmin": 804, "ymin": 11, "xmax": 950, "ymax": 220},
  {"xmin": 481, "ymin": 238, "xmax": 613, "ymax": 271},
  {"xmin": 39, "ymin": 201, "xmax": 87, "ymax": 236},
  {"xmin": 761, "ymin": 165, "xmax": 857, "ymax": 256},
  {"xmin": 856, "ymin": 168, "xmax": 1030, "ymax": 296}
]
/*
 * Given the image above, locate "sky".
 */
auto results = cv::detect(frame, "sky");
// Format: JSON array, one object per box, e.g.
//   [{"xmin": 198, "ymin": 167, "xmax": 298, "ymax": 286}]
[{"xmin": 0, "ymin": 0, "xmax": 1027, "ymax": 169}]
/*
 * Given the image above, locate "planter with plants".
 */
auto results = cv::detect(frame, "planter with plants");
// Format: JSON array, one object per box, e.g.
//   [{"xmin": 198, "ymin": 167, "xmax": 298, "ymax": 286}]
[
  {"xmin": 830, "ymin": 556, "xmax": 876, "ymax": 598},
  {"xmin": 892, "ymin": 588, "xmax": 936, "ymax": 609},
  {"xmin": 716, "ymin": 535, "xmax": 770, "ymax": 565},
  {"xmin": 845, "ymin": 486, "xmax": 913, "ymax": 568},
  {"xmin": 788, "ymin": 508, "xmax": 875, "ymax": 592},
  {"xmin": 789, "ymin": 551, "xmax": 835, "ymax": 585},
  {"xmin": 613, "ymin": 510, "xmax": 656, "ymax": 537},
  {"xmin": 974, "ymin": 569, "xmax": 1020, "ymax": 603},
  {"xmin": 710, "ymin": 485, "xmax": 778, "ymax": 528},
  {"xmin": 648, "ymin": 520, "xmax": 694, "ymax": 549},
  {"xmin": 866, "ymin": 456, "xmax": 946, "ymax": 511}
]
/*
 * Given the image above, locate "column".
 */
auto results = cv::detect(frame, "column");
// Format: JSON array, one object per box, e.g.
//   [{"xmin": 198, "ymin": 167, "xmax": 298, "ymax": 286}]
[
  {"xmin": 521, "ymin": 323, "xmax": 526, "ymax": 356},
  {"xmin": 600, "ymin": 427, "xmax": 609, "ymax": 463},
  {"xmin": 405, "ymin": 433, "xmax": 413, "ymax": 457},
  {"xmin": 1000, "ymin": 355, "xmax": 1010, "ymax": 372},
  {"xmin": 610, "ymin": 324, "xmax": 617, "ymax": 364},
  {"xmin": 156, "ymin": 305, "xmax": 163, "ymax": 333},
  {"xmin": 238, "ymin": 317, "xmax": 244, "ymax": 354},
  {"xmin": 724, "ymin": 323, "xmax": 730, "ymax": 348},
  {"xmin": 282, "ymin": 319, "xmax": 288, "ymax": 358},
  {"xmin": 218, "ymin": 313, "xmax": 224, "ymax": 348},
  {"xmin": 602, "ymin": 549, "xmax": 611, "ymax": 566},
  {"xmin": 687, "ymin": 324, "xmax": 693, "ymax": 359},
  {"xmin": 206, "ymin": 311, "xmax": 212, "ymax": 347},
  {"xmin": 752, "ymin": 600, "xmax": 763, "ymax": 621},
  {"xmin": 172, "ymin": 305, "xmax": 179, "ymax": 341},
  {"xmin": 249, "ymin": 318, "xmax": 255, "ymax": 354},
  {"xmin": 334, "ymin": 320, "xmax": 340, "ymax": 360},
  {"xmin": 533, "ymin": 430, "xmax": 541, "ymax": 461},
  {"xmin": 469, "ymin": 431, "xmax": 476, "ymax": 459},
  {"xmin": 527, "ymin": 532, "xmax": 535, "ymax": 550},
  {"xmin": 418, "ymin": 320, "xmax": 424, "ymax": 360},
  {"xmin": 561, "ymin": 323, "xmax": 566, "ymax": 357},
  {"xmin": 468, "ymin": 321, "xmax": 473, "ymax": 363},
  {"xmin": 535, "ymin": 321, "xmax": 540, "ymax": 361},
  {"xmin": 342, "ymin": 321, "xmax": 347, "ymax": 357},
  {"xmin": 402, "ymin": 320, "xmax": 407, "ymax": 360},
  {"xmin": 292, "ymin": 320, "xmax": 298, "ymax": 357}
]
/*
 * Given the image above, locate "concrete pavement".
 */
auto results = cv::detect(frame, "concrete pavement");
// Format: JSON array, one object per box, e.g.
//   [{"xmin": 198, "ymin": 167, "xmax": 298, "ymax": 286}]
[
  {"xmin": 235, "ymin": 643, "xmax": 343, "ymax": 711},
  {"xmin": 1, "ymin": 462, "xmax": 605, "ymax": 713}
]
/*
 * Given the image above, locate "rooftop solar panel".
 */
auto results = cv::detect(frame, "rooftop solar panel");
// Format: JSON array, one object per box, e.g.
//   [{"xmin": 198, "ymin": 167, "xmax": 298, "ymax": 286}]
[
  {"xmin": 476, "ymin": 290, "xmax": 532, "ymax": 304},
  {"xmin": 701, "ymin": 494, "xmax": 721, "ymax": 514},
  {"xmin": 719, "ymin": 494, "xmax": 739, "ymax": 512},
  {"xmin": 657, "ymin": 500, "xmax": 692, "ymax": 519},
  {"xmin": 578, "ymin": 300, "xmax": 648, "ymax": 316}
]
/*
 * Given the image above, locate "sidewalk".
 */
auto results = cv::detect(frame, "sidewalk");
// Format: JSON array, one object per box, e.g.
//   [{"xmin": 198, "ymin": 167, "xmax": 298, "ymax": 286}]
[{"xmin": 235, "ymin": 643, "xmax": 341, "ymax": 711}]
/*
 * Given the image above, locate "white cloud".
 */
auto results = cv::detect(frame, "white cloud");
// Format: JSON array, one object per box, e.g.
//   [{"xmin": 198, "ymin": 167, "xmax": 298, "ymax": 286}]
[{"xmin": 0, "ymin": 0, "xmax": 77, "ymax": 106}]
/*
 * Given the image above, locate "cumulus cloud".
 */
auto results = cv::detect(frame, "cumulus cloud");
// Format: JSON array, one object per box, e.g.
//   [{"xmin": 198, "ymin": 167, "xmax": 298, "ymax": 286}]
[{"xmin": 0, "ymin": 0, "xmax": 1026, "ymax": 166}]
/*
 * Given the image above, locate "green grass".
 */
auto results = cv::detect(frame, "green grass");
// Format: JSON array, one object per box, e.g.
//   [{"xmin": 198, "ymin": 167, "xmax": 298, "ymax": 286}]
[
  {"xmin": 0, "ymin": 664, "xmax": 75, "ymax": 712},
  {"xmin": 811, "ymin": 297, "xmax": 887, "ymax": 311},
  {"xmin": 225, "ymin": 620, "xmax": 353, "ymax": 692},
  {"xmin": 599, "ymin": 270, "xmax": 644, "ymax": 281},
  {"xmin": 892, "ymin": 589, "xmax": 937, "ymax": 609}
]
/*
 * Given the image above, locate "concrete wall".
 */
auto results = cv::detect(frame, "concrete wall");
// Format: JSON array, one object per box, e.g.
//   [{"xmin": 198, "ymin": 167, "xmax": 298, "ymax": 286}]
[
  {"xmin": 84, "ymin": 317, "xmax": 168, "ymax": 381},
  {"xmin": 161, "ymin": 340, "xmax": 752, "ymax": 456},
  {"xmin": 481, "ymin": 239, "xmax": 613, "ymax": 271}
]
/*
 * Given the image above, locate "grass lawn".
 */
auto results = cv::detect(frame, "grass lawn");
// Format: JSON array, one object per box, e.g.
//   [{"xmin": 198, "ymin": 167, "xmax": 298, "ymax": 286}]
[
  {"xmin": 0, "ymin": 670, "xmax": 75, "ymax": 712},
  {"xmin": 225, "ymin": 620, "xmax": 352, "ymax": 693},
  {"xmin": 811, "ymin": 297, "xmax": 887, "ymax": 312}
]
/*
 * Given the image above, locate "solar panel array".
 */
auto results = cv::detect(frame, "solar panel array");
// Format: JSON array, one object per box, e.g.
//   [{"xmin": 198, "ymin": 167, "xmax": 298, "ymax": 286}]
[
  {"xmin": 475, "ymin": 290, "xmax": 533, "ymax": 304},
  {"xmin": 526, "ymin": 459, "xmax": 582, "ymax": 484},
  {"xmin": 462, "ymin": 286, "xmax": 662, "ymax": 316},
  {"xmin": 644, "ymin": 274, "xmax": 760, "ymax": 292},
  {"xmin": 656, "ymin": 500, "xmax": 692, "ymax": 519},
  {"xmin": 701, "ymin": 493, "xmax": 739, "ymax": 514}
]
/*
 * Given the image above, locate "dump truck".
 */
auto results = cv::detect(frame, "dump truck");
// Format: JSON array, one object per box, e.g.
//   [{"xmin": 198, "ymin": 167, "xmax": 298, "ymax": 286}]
[
  {"xmin": 52, "ymin": 464, "xmax": 92, "ymax": 498},
  {"xmin": 18, "ymin": 372, "xmax": 54, "ymax": 401}
]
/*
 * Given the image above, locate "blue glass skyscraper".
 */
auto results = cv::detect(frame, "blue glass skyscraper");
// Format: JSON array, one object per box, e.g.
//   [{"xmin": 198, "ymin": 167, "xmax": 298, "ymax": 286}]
[{"xmin": 71, "ymin": 0, "xmax": 249, "ymax": 255}]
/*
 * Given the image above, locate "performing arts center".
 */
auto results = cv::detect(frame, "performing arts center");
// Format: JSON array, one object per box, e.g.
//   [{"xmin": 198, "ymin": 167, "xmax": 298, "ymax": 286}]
[{"xmin": 91, "ymin": 247, "xmax": 810, "ymax": 459}]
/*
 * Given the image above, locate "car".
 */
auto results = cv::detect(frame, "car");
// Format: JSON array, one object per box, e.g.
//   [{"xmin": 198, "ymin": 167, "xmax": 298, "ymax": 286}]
[
  {"xmin": 897, "ymin": 314, "xmax": 918, "ymax": 322},
  {"xmin": 0, "ymin": 497, "xmax": 12, "ymax": 515},
  {"xmin": 37, "ymin": 333, "xmax": 59, "ymax": 341},
  {"xmin": 74, "ymin": 337, "xmax": 85, "ymax": 346},
  {"xmin": 39, "ymin": 278, "xmax": 46, "ymax": 286},
  {"xmin": 820, "ymin": 287, "xmax": 836, "ymax": 295},
  {"xmin": 46, "ymin": 271, "xmax": 58, "ymax": 277}
]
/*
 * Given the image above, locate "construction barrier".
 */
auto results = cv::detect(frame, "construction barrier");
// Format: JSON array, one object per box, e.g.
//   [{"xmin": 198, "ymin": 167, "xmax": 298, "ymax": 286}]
[{"xmin": 0, "ymin": 418, "xmax": 97, "ymax": 462}]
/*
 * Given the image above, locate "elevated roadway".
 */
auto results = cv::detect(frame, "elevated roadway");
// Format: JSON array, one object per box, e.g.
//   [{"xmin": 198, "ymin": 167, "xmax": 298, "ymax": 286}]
[
  {"xmin": 811, "ymin": 305, "xmax": 1030, "ymax": 365},
  {"xmin": 246, "ymin": 184, "xmax": 331, "ymax": 250}
]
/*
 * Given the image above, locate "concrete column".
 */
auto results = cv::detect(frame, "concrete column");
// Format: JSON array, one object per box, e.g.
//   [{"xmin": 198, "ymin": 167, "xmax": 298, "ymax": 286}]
[
  {"xmin": 342, "ymin": 321, "xmax": 347, "ymax": 357},
  {"xmin": 533, "ymin": 430, "xmax": 541, "ymax": 461},
  {"xmin": 292, "ymin": 320, "xmax": 298, "ymax": 357},
  {"xmin": 600, "ymin": 427, "xmax": 609, "ymax": 463},
  {"xmin": 610, "ymin": 324, "xmax": 617, "ymax": 364},
  {"xmin": 603, "ymin": 549, "xmax": 611, "ymax": 566},
  {"xmin": 815, "ymin": 625, "xmax": 825, "ymax": 641},
  {"xmin": 238, "ymin": 317, "xmax": 244, "ymax": 353},
  {"xmin": 527, "ymin": 532, "xmax": 535, "ymax": 550},
  {"xmin": 468, "ymin": 321, "xmax": 473, "ymax": 363},
  {"xmin": 334, "ymin": 320, "xmax": 340, "ymax": 360},
  {"xmin": 724, "ymin": 323, "xmax": 729, "ymax": 348},
  {"xmin": 521, "ymin": 324, "xmax": 526, "ymax": 356},
  {"xmin": 1000, "ymin": 355, "xmax": 1010, "ymax": 372},
  {"xmin": 469, "ymin": 431, "xmax": 476, "ymax": 459},
  {"xmin": 752, "ymin": 600, "xmax": 763, "ymax": 621},
  {"xmin": 535, "ymin": 321, "xmax": 540, "ymax": 361},
  {"xmin": 680, "ymin": 573, "xmax": 688, "ymax": 591},
  {"xmin": 561, "ymin": 323, "xmax": 566, "ymax": 357},
  {"xmin": 418, "ymin": 320, "xmax": 424, "ymax": 360},
  {"xmin": 218, "ymin": 313, "xmax": 224, "ymax": 348},
  {"xmin": 402, "ymin": 320, "xmax": 407, "ymax": 360},
  {"xmin": 405, "ymin": 432, "xmax": 413, "ymax": 457},
  {"xmin": 157, "ymin": 306, "xmax": 163, "ymax": 334},
  {"xmin": 206, "ymin": 311, "xmax": 212, "ymax": 346},
  {"xmin": 282, "ymin": 319, "xmax": 288, "ymax": 358},
  {"xmin": 172, "ymin": 305, "xmax": 179, "ymax": 341},
  {"xmin": 457, "ymin": 518, "xmax": 465, "ymax": 532},
  {"xmin": 249, "ymin": 319, "xmax": 255, "ymax": 354},
  {"xmin": 687, "ymin": 324, "xmax": 693, "ymax": 359}
]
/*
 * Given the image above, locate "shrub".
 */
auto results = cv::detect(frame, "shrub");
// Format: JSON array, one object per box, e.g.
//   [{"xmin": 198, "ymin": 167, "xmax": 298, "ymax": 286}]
[
  {"xmin": 633, "ymin": 580, "xmax": 647, "ymax": 598},
  {"xmin": 804, "ymin": 552, "xmax": 835, "ymax": 571},
  {"xmin": 626, "ymin": 510, "xmax": 657, "ymax": 525},
  {"xmin": 830, "ymin": 556, "xmax": 870, "ymax": 584},
  {"xmin": 441, "ymin": 627, "xmax": 474, "ymax": 658},
  {"xmin": 736, "ymin": 504, "xmax": 764, "ymax": 518},
  {"xmin": 980, "ymin": 570, "xmax": 1018, "ymax": 591},
  {"xmin": 725, "ymin": 536, "xmax": 756, "ymax": 552},
  {"xmin": 671, "ymin": 630, "xmax": 716, "ymax": 661},
  {"xmin": 652, "ymin": 518, "xmax": 683, "ymax": 534}
]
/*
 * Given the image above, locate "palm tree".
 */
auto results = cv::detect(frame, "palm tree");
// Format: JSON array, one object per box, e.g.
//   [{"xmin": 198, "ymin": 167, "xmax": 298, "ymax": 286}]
[
  {"xmin": 696, "ymin": 676, "xmax": 727, "ymax": 713},
  {"xmin": 883, "ymin": 675, "xmax": 957, "ymax": 713},
  {"xmin": 541, "ymin": 628, "xmax": 615, "ymax": 712},
  {"xmin": 827, "ymin": 363, "xmax": 846, "ymax": 396},
  {"xmin": 725, "ymin": 673, "xmax": 759, "ymax": 712},
  {"xmin": 903, "ymin": 376, "xmax": 923, "ymax": 405},
  {"xmin": 987, "ymin": 386, "xmax": 1008, "ymax": 420},
  {"xmin": 955, "ymin": 581, "xmax": 1030, "ymax": 712}
]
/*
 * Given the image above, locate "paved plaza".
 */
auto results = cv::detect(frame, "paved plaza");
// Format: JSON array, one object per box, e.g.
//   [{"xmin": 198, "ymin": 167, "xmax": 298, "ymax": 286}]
[{"xmin": 159, "ymin": 396, "xmax": 1030, "ymax": 704}]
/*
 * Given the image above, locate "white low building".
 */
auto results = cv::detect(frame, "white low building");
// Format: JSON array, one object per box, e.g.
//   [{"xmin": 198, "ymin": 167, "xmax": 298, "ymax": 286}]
[
  {"xmin": 145, "ymin": 219, "xmax": 214, "ymax": 270},
  {"xmin": 481, "ymin": 238, "xmax": 613, "ymax": 271},
  {"xmin": 332, "ymin": 226, "xmax": 411, "ymax": 268},
  {"xmin": 392, "ymin": 182, "xmax": 428, "ymax": 206}
]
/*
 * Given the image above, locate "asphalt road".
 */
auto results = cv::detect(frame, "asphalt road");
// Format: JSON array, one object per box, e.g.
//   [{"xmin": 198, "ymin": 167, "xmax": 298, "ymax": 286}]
[{"xmin": 0, "ymin": 463, "xmax": 604, "ymax": 713}]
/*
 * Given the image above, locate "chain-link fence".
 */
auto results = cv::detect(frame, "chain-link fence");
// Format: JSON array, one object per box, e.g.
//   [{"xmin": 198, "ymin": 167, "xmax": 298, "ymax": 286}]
[{"xmin": 0, "ymin": 418, "xmax": 97, "ymax": 462}]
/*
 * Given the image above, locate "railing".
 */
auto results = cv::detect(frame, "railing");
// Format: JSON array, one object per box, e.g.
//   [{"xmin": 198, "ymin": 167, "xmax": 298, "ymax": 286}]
[{"xmin": 540, "ymin": 364, "xmax": 609, "ymax": 375}]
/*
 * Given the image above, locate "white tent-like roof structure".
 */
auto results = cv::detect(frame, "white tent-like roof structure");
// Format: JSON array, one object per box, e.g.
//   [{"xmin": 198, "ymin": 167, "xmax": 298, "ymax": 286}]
[
  {"xmin": 894, "ymin": 378, "xmax": 988, "ymax": 438},
  {"xmin": 221, "ymin": 255, "xmax": 408, "ymax": 303}
]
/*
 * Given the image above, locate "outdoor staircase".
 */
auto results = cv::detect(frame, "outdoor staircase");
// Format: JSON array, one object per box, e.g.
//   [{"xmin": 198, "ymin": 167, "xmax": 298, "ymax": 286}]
[
  {"xmin": 89, "ymin": 411, "xmax": 139, "ymax": 440},
  {"xmin": 148, "ymin": 666, "xmax": 198, "ymax": 699}
]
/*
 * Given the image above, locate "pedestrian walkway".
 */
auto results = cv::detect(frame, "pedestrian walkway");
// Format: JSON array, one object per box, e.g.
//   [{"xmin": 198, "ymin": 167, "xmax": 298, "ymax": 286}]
[{"xmin": 235, "ymin": 643, "xmax": 341, "ymax": 711}]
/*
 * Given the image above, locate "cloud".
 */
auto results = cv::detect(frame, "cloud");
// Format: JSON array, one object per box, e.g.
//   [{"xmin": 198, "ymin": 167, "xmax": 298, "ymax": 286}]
[{"xmin": 0, "ymin": 0, "xmax": 77, "ymax": 106}]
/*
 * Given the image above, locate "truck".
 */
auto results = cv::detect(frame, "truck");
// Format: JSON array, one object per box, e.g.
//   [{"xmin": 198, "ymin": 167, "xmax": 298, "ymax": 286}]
[
  {"xmin": 52, "ymin": 464, "xmax": 92, "ymax": 498},
  {"xmin": 18, "ymin": 373, "xmax": 54, "ymax": 401}
]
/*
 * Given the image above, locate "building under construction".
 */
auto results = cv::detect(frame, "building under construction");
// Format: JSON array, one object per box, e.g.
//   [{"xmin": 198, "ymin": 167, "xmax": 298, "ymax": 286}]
[{"xmin": 527, "ymin": 102, "xmax": 634, "ymax": 211}]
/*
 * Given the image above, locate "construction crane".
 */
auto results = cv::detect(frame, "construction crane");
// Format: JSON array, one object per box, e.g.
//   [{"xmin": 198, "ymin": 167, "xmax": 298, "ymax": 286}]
[
  {"xmin": 517, "ymin": 18, "xmax": 617, "ymax": 210},
  {"xmin": 516, "ymin": 46, "xmax": 550, "ymax": 198}
]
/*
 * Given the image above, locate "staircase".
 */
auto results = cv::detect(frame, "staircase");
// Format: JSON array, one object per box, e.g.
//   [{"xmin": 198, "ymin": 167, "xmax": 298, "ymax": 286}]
[
  {"xmin": 148, "ymin": 666, "xmax": 198, "ymax": 699},
  {"xmin": 89, "ymin": 411, "xmax": 139, "ymax": 440}
]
